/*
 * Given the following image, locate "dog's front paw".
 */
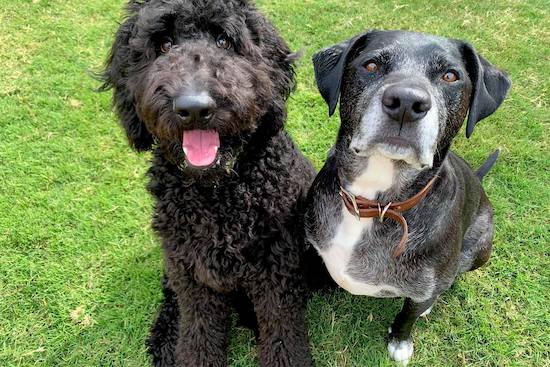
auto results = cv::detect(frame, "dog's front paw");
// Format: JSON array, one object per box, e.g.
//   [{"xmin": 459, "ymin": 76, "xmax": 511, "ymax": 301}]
[{"xmin": 387, "ymin": 337, "xmax": 414, "ymax": 366}]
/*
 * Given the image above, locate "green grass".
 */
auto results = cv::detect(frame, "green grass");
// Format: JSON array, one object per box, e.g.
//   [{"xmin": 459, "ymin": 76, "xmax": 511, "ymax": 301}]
[{"xmin": 0, "ymin": 0, "xmax": 548, "ymax": 366}]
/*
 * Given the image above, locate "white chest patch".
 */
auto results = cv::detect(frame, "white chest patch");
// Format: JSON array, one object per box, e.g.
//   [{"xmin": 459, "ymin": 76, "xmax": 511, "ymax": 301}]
[{"xmin": 319, "ymin": 155, "xmax": 402, "ymax": 297}]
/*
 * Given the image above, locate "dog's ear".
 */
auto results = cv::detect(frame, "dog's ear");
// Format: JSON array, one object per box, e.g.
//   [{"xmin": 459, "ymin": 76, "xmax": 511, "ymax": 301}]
[
  {"xmin": 244, "ymin": 8, "xmax": 298, "ymax": 138},
  {"xmin": 460, "ymin": 43, "xmax": 511, "ymax": 138},
  {"xmin": 251, "ymin": 11, "xmax": 297, "ymax": 100},
  {"xmin": 100, "ymin": 16, "xmax": 154, "ymax": 152},
  {"xmin": 268, "ymin": 37, "xmax": 298, "ymax": 101},
  {"xmin": 312, "ymin": 32, "xmax": 372, "ymax": 116}
]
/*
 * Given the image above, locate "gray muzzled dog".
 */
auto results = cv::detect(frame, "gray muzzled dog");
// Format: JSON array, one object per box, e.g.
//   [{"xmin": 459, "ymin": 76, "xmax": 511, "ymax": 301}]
[{"xmin": 305, "ymin": 30, "xmax": 510, "ymax": 365}]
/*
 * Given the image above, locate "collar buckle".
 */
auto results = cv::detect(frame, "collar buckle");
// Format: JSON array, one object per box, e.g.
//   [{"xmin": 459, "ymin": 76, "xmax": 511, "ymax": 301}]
[
  {"xmin": 340, "ymin": 186, "xmax": 360, "ymax": 219},
  {"xmin": 379, "ymin": 202, "xmax": 392, "ymax": 223}
]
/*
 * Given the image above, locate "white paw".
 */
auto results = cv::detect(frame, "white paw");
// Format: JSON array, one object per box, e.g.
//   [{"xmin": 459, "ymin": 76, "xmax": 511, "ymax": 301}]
[
  {"xmin": 388, "ymin": 338, "xmax": 414, "ymax": 366},
  {"xmin": 420, "ymin": 304, "xmax": 434, "ymax": 317}
]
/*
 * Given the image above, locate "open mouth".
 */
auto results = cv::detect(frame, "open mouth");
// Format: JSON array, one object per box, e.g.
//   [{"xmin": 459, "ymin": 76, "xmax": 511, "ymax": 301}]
[{"xmin": 182, "ymin": 129, "xmax": 220, "ymax": 169}]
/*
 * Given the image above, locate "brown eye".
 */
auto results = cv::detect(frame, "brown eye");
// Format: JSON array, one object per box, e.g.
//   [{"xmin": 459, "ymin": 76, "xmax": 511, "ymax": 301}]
[
  {"xmin": 365, "ymin": 61, "xmax": 379, "ymax": 72},
  {"xmin": 160, "ymin": 37, "xmax": 173, "ymax": 53},
  {"xmin": 216, "ymin": 34, "xmax": 232, "ymax": 50},
  {"xmin": 442, "ymin": 71, "xmax": 459, "ymax": 83}
]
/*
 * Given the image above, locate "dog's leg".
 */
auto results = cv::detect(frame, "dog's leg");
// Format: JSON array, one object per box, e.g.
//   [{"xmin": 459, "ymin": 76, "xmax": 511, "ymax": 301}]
[
  {"xmin": 387, "ymin": 297, "xmax": 437, "ymax": 366},
  {"xmin": 460, "ymin": 203, "xmax": 494, "ymax": 273},
  {"xmin": 247, "ymin": 280, "xmax": 313, "ymax": 367},
  {"xmin": 173, "ymin": 279, "xmax": 231, "ymax": 367},
  {"xmin": 147, "ymin": 275, "xmax": 179, "ymax": 367}
]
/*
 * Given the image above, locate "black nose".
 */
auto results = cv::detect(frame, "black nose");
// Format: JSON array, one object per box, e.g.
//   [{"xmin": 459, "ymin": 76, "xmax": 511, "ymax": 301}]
[
  {"xmin": 173, "ymin": 92, "xmax": 216, "ymax": 123},
  {"xmin": 382, "ymin": 84, "xmax": 432, "ymax": 123}
]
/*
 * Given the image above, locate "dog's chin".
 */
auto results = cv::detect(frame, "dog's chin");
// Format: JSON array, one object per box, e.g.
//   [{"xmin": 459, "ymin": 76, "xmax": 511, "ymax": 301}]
[
  {"xmin": 183, "ymin": 153, "xmax": 221, "ymax": 171},
  {"xmin": 354, "ymin": 138, "xmax": 433, "ymax": 170},
  {"xmin": 376, "ymin": 143, "xmax": 433, "ymax": 170},
  {"xmin": 178, "ymin": 149, "xmax": 238, "ymax": 176}
]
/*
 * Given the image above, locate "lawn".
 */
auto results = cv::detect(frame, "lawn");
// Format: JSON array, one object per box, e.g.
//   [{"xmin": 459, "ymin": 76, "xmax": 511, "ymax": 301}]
[{"xmin": 0, "ymin": 0, "xmax": 548, "ymax": 366}]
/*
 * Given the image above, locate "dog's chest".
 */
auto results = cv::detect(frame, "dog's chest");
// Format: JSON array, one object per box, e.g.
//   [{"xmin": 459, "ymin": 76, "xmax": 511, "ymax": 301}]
[
  {"xmin": 154, "ymin": 174, "xmax": 299, "ymax": 290},
  {"xmin": 154, "ymin": 183, "xmax": 262, "ymax": 280},
  {"xmin": 317, "ymin": 155, "xmax": 404, "ymax": 297},
  {"xmin": 320, "ymin": 204, "xmax": 407, "ymax": 297}
]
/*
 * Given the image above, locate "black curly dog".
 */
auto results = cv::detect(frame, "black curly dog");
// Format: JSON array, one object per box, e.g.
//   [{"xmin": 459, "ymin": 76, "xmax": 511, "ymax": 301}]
[{"xmin": 101, "ymin": 0, "xmax": 321, "ymax": 366}]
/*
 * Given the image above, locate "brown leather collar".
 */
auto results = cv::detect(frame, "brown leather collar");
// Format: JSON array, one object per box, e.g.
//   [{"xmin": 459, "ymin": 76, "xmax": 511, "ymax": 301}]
[{"xmin": 339, "ymin": 175, "xmax": 438, "ymax": 258}]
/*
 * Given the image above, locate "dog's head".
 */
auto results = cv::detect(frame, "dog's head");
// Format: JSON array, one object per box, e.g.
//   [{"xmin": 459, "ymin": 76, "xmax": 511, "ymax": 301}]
[
  {"xmin": 313, "ymin": 30, "xmax": 510, "ymax": 170},
  {"xmin": 101, "ymin": 0, "xmax": 296, "ymax": 176}
]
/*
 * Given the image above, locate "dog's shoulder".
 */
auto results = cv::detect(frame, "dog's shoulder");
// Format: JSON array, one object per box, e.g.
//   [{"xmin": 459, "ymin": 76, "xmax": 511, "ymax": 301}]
[
  {"xmin": 308, "ymin": 148, "xmax": 340, "ymax": 198},
  {"xmin": 304, "ymin": 151, "xmax": 343, "ymax": 247}
]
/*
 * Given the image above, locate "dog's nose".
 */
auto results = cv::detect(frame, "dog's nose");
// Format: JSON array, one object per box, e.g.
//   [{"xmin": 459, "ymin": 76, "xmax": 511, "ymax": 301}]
[
  {"xmin": 382, "ymin": 85, "xmax": 432, "ymax": 123},
  {"xmin": 173, "ymin": 92, "xmax": 216, "ymax": 123}
]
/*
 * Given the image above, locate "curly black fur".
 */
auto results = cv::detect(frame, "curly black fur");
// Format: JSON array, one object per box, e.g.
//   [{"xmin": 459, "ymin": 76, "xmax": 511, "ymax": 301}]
[{"xmin": 101, "ymin": 1, "xmax": 324, "ymax": 366}]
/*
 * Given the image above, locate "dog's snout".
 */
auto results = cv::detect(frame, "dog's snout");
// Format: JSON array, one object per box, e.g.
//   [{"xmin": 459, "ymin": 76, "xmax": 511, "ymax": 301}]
[
  {"xmin": 173, "ymin": 92, "xmax": 216, "ymax": 123},
  {"xmin": 382, "ymin": 85, "xmax": 432, "ymax": 123}
]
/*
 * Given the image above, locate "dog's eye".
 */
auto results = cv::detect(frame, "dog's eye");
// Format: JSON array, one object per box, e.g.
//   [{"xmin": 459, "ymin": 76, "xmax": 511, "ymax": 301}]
[
  {"xmin": 442, "ymin": 71, "xmax": 459, "ymax": 83},
  {"xmin": 216, "ymin": 34, "xmax": 233, "ymax": 50},
  {"xmin": 364, "ymin": 61, "xmax": 379, "ymax": 72},
  {"xmin": 160, "ymin": 37, "xmax": 173, "ymax": 53}
]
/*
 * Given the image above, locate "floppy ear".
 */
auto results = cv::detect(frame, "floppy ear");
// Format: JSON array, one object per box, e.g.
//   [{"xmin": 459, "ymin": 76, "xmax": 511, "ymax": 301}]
[
  {"xmin": 244, "ymin": 7, "xmax": 298, "ymax": 139},
  {"xmin": 461, "ymin": 43, "xmax": 511, "ymax": 138},
  {"xmin": 100, "ymin": 16, "xmax": 154, "ymax": 152},
  {"xmin": 312, "ymin": 32, "xmax": 372, "ymax": 116}
]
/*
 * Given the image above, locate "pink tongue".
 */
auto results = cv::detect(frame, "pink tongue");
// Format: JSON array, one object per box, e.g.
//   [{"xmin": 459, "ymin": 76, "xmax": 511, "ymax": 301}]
[{"xmin": 182, "ymin": 130, "xmax": 220, "ymax": 167}]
